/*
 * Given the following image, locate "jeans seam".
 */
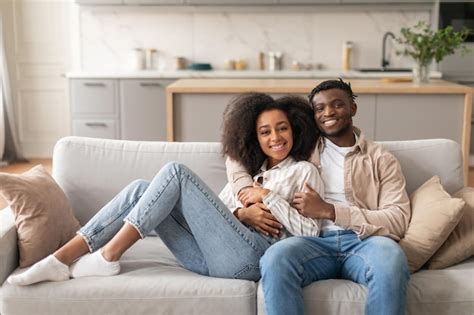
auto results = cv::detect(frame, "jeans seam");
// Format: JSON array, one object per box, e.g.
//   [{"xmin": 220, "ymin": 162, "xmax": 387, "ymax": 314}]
[
  {"xmin": 81, "ymin": 189, "xmax": 146, "ymax": 251},
  {"xmin": 346, "ymin": 252, "xmax": 371, "ymax": 285},
  {"xmin": 137, "ymin": 170, "xmax": 178, "ymax": 226},
  {"xmin": 178, "ymin": 165, "xmax": 261, "ymax": 251},
  {"xmin": 299, "ymin": 253, "xmax": 338, "ymax": 284}
]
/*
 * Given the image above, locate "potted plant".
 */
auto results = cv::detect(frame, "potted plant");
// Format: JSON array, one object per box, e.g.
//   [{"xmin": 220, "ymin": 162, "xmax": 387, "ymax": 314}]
[{"xmin": 396, "ymin": 21, "xmax": 471, "ymax": 84}]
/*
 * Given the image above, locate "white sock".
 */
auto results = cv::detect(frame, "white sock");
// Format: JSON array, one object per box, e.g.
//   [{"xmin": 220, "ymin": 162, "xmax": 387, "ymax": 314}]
[
  {"xmin": 7, "ymin": 255, "xmax": 70, "ymax": 286},
  {"xmin": 70, "ymin": 250, "xmax": 120, "ymax": 278}
]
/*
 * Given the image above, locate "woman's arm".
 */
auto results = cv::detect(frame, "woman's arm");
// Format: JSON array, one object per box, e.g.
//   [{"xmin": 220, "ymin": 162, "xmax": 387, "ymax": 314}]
[
  {"xmin": 262, "ymin": 163, "xmax": 324, "ymax": 237},
  {"xmin": 218, "ymin": 182, "xmax": 282, "ymax": 238}
]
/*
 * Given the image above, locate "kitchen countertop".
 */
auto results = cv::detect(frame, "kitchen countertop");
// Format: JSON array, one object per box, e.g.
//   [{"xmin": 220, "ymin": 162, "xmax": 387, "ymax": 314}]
[
  {"xmin": 65, "ymin": 69, "xmax": 443, "ymax": 79},
  {"xmin": 166, "ymin": 78, "xmax": 472, "ymax": 94}
]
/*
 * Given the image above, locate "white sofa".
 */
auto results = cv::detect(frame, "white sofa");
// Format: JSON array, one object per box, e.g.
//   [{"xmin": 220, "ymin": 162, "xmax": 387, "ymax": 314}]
[{"xmin": 0, "ymin": 136, "xmax": 473, "ymax": 315}]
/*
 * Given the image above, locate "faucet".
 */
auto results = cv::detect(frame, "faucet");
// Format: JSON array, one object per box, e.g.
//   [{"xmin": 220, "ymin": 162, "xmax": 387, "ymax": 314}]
[{"xmin": 382, "ymin": 31, "xmax": 396, "ymax": 69}]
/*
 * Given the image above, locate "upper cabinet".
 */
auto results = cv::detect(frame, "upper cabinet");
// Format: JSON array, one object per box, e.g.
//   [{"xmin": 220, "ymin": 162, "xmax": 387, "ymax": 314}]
[
  {"xmin": 75, "ymin": 0, "xmax": 122, "ymax": 4},
  {"xmin": 186, "ymin": 0, "xmax": 276, "ymax": 4},
  {"xmin": 123, "ymin": 0, "xmax": 184, "ymax": 4},
  {"xmin": 341, "ymin": 0, "xmax": 433, "ymax": 2},
  {"xmin": 277, "ymin": 0, "xmax": 338, "ymax": 3},
  {"xmin": 75, "ymin": 0, "xmax": 434, "ymax": 4}
]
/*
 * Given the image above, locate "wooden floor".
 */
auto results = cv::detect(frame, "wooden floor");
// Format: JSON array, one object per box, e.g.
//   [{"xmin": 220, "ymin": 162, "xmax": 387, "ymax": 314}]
[{"xmin": 1, "ymin": 159, "xmax": 474, "ymax": 209}]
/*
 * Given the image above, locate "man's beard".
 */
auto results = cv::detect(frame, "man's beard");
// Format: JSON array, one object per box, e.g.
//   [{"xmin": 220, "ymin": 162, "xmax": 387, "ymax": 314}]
[{"xmin": 319, "ymin": 117, "xmax": 353, "ymax": 138}]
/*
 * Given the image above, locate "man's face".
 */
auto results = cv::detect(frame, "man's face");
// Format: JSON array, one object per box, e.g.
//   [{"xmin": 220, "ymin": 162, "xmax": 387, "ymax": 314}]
[{"xmin": 311, "ymin": 89, "xmax": 357, "ymax": 138}]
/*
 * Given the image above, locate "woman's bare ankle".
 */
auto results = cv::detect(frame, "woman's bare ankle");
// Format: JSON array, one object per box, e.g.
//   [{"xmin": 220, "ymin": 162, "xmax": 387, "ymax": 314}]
[
  {"xmin": 53, "ymin": 235, "xmax": 90, "ymax": 266},
  {"xmin": 101, "ymin": 247, "xmax": 120, "ymax": 262}
]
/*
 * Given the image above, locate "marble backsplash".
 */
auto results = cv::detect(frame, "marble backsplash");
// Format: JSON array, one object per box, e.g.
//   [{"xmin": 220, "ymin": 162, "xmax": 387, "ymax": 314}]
[{"xmin": 78, "ymin": 6, "xmax": 431, "ymax": 72}]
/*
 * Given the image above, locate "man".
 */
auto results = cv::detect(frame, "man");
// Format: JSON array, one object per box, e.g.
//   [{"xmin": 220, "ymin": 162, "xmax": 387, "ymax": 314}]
[{"xmin": 226, "ymin": 78, "xmax": 411, "ymax": 315}]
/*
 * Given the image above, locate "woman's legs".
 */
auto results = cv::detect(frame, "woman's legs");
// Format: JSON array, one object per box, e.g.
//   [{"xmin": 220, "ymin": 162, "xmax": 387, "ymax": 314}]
[
  {"xmin": 85, "ymin": 161, "xmax": 271, "ymax": 280},
  {"xmin": 9, "ymin": 161, "xmax": 272, "ymax": 285},
  {"xmin": 7, "ymin": 179, "xmax": 151, "ymax": 285}
]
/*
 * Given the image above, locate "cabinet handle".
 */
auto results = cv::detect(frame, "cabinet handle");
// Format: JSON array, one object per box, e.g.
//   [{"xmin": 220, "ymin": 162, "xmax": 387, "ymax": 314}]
[
  {"xmin": 83, "ymin": 82, "xmax": 106, "ymax": 87},
  {"xmin": 139, "ymin": 82, "xmax": 161, "ymax": 87},
  {"xmin": 85, "ymin": 123, "xmax": 107, "ymax": 127}
]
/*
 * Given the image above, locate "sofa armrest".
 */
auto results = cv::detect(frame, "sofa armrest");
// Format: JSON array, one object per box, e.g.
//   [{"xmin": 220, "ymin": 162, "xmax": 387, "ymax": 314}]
[{"xmin": 0, "ymin": 207, "xmax": 18, "ymax": 284}]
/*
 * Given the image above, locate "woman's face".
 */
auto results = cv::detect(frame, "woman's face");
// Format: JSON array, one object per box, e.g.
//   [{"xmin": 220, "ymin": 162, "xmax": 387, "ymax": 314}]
[{"xmin": 256, "ymin": 109, "xmax": 293, "ymax": 168}]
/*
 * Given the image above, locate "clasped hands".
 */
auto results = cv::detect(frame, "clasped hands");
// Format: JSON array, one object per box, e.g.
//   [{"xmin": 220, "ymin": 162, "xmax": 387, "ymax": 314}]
[{"xmin": 236, "ymin": 182, "xmax": 335, "ymax": 237}]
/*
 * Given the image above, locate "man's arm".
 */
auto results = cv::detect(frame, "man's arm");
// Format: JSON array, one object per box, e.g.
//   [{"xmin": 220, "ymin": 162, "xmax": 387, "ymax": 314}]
[
  {"xmin": 225, "ymin": 157, "xmax": 253, "ymax": 196},
  {"xmin": 295, "ymin": 154, "xmax": 410, "ymax": 240},
  {"xmin": 333, "ymin": 154, "xmax": 410, "ymax": 240}
]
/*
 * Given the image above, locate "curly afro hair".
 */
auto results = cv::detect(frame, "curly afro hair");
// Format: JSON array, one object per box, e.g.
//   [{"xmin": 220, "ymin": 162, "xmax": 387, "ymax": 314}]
[{"xmin": 221, "ymin": 93, "xmax": 319, "ymax": 175}]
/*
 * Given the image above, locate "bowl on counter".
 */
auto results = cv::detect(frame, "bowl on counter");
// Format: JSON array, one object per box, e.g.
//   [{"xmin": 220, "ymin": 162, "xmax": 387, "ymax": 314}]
[{"xmin": 188, "ymin": 63, "xmax": 213, "ymax": 71}]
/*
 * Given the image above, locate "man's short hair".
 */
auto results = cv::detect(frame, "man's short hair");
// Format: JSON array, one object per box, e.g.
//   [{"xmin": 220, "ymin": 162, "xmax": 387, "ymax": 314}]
[{"xmin": 308, "ymin": 78, "xmax": 358, "ymax": 104}]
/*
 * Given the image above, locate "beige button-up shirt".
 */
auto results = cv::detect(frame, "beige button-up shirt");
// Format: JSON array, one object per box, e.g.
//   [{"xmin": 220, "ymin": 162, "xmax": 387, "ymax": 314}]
[{"xmin": 226, "ymin": 128, "xmax": 411, "ymax": 241}]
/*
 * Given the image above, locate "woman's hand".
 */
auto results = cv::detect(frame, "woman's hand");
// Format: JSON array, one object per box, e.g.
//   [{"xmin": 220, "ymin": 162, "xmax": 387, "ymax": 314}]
[
  {"xmin": 236, "ymin": 203, "xmax": 282, "ymax": 238},
  {"xmin": 238, "ymin": 183, "xmax": 270, "ymax": 207}
]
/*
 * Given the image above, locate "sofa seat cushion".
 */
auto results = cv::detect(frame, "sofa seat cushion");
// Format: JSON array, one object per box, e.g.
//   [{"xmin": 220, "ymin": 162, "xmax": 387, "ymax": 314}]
[
  {"xmin": 1, "ymin": 238, "xmax": 257, "ymax": 315},
  {"xmin": 256, "ymin": 257, "xmax": 474, "ymax": 315}
]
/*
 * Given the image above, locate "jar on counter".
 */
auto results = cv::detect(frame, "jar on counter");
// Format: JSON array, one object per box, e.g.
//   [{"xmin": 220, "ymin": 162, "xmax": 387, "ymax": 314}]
[
  {"xmin": 175, "ymin": 57, "xmax": 187, "ymax": 70},
  {"xmin": 130, "ymin": 48, "xmax": 145, "ymax": 70},
  {"xmin": 235, "ymin": 59, "xmax": 247, "ymax": 71},
  {"xmin": 145, "ymin": 49, "xmax": 158, "ymax": 70},
  {"xmin": 224, "ymin": 59, "xmax": 236, "ymax": 70},
  {"xmin": 342, "ymin": 41, "xmax": 353, "ymax": 71}
]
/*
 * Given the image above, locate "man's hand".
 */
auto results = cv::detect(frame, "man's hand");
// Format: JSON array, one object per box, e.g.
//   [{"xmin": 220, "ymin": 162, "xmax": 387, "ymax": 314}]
[
  {"xmin": 293, "ymin": 182, "xmax": 335, "ymax": 220},
  {"xmin": 236, "ymin": 203, "xmax": 282, "ymax": 238},
  {"xmin": 238, "ymin": 183, "xmax": 270, "ymax": 207}
]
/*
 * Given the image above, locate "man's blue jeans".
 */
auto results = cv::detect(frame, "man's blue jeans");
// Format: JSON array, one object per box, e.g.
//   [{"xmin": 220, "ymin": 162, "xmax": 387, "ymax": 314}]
[
  {"xmin": 79, "ymin": 162, "xmax": 275, "ymax": 281},
  {"xmin": 260, "ymin": 230, "xmax": 410, "ymax": 315}
]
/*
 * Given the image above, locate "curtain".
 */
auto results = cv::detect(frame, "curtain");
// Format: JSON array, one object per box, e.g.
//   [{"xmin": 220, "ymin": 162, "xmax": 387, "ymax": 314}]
[{"xmin": 0, "ymin": 12, "xmax": 25, "ymax": 164}]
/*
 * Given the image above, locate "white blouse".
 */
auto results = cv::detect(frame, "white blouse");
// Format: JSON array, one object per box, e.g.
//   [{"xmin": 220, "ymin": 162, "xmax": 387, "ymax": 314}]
[{"xmin": 219, "ymin": 157, "xmax": 325, "ymax": 238}]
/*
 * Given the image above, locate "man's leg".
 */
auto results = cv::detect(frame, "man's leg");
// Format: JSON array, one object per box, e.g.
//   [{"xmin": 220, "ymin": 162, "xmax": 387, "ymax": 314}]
[
  {"xmin": 260, "ymin": 236, "xmax": 339, "ymax": 315},
  {"xmin": 341, "ymin": 236, "xmax": 410, "ymax": 315}
]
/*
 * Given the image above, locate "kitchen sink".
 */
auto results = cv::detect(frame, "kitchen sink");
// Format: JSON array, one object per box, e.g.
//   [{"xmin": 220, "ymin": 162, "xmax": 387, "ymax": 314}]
[{"xmin": 356, "ymin": 68, "xmax": 411, "ymax": 72}]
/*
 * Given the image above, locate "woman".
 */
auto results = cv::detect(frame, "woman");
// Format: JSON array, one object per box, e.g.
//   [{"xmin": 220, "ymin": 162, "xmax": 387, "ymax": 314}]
[{"xmin": 8, "ymin": 93, "xmax": 324, "ymax": 286}]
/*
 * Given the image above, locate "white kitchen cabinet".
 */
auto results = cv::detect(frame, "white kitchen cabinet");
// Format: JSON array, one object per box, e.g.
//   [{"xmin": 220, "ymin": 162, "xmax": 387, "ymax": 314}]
[
  {"xmin": 72, "ymin": 120, "xmax": 119, "ymax": 139},
  {"xmin": 70, "ymin": 79, "xmax": 120, "ymax": 139},
  {"xmin": 120, "ymin": 79, "xmax": 173, "ymax": 141},
  {"xmin": 123, "ymin": 0, "xmax": 184, "ymax": 4},
  {"xmin": 278, "ymin": 0, "xmax": 340, "ymax": 3},
  {"xmin": 75, "ymin": 0, "xmax": 123, "ymax": 4},
  {"xmin": 185, "ymin": 0, "xmax": 276, "ymax": 4},
  {"xmin": 70, "ymin": 79, "xmax": 119, "ymax": 117},
  {"xmin": 69, "ymin": 78, "xmax": 173, "ymax": 141}
]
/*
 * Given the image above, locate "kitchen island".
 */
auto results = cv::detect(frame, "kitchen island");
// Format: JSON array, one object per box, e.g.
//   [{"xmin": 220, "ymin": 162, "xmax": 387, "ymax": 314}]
[{"xmin": 166, "ymin": 79, "xmax": 473, "ymax": 182}]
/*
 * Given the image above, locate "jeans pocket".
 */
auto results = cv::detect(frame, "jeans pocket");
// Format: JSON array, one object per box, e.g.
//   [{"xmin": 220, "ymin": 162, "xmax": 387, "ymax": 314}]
[{"xmin": 233, "ymin": 264, "xmax": 261, "ymax": 281}]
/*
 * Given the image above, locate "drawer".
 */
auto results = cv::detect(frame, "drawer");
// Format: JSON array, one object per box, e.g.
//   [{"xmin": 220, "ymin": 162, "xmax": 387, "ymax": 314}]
[
  {"xmin": 72, "ymin": 119, "xmax": 119, "ymax": 139},
  {"xmin": 70, "ymin": 79, "xmax": 118, "ymax": 116}
]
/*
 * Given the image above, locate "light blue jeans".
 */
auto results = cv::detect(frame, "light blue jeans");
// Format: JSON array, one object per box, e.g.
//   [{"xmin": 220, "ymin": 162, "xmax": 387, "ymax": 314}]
[
  {"xmin": 260, "ymin": 230, "xmax": 410, "ymax": 315},
  {"xmin": 79, "ymin": 162, "xmax": 276, "ymax": 281}
]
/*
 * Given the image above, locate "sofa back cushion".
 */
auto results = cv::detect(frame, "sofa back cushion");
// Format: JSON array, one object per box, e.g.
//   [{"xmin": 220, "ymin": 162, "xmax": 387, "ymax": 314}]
[{"xmin": 52, "ymin": 137, "xmax": 464, "ymax": 226}]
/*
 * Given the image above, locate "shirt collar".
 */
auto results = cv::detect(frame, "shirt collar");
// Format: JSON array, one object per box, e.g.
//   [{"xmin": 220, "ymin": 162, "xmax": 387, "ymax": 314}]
[
  {"xmin": 259, "ymin": 156, "xmax": 295, "ymax": 172},
  {"xmin": 316, "ymin": 126, "xmax": 366, "ymax": 154}
]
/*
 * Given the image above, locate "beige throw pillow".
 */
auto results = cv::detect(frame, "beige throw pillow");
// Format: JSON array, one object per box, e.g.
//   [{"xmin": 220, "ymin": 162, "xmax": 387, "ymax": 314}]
[
  {"xmin": 399, "ymin": 176, "xmax": 465, "ymax": 273},
  {"xmin": 0, "ymin": 165, "xmax": 81, "ymax": 267},
  {"xmin": 426, "ymin": 187, "xmax": 474, "ymax": 269}
]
